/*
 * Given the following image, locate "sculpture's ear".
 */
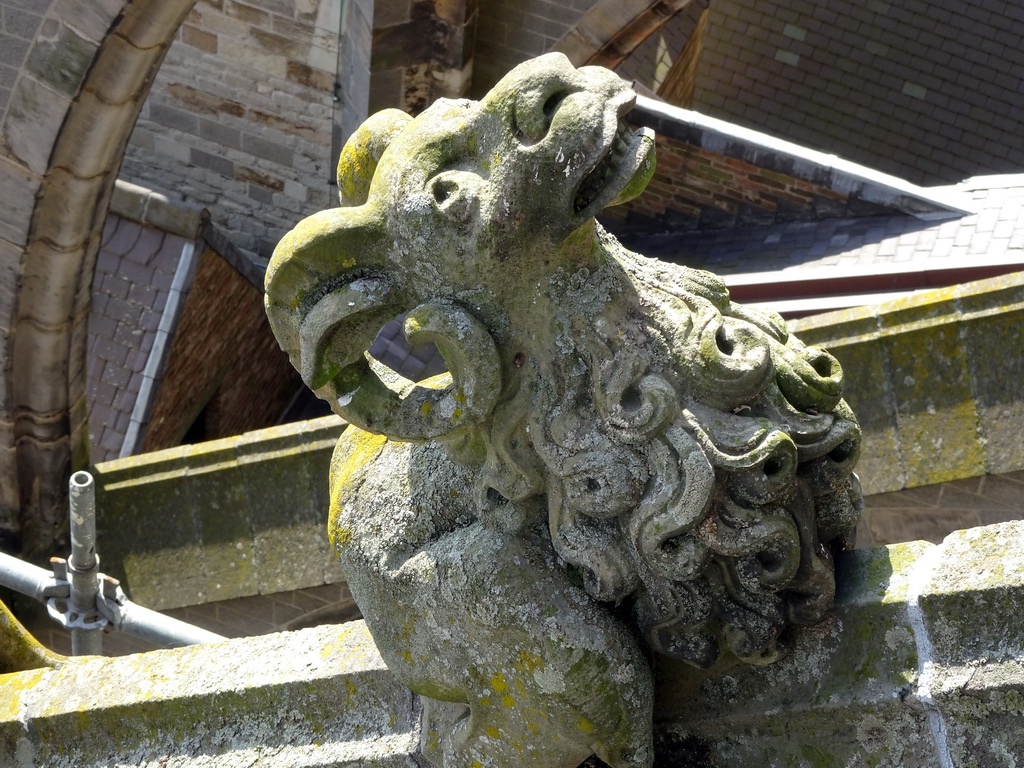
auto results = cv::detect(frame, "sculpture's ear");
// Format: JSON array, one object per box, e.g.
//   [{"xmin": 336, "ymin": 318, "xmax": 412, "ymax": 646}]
[
  {"xmin": 265, "ymin": 205, "xmax": 390, "ymax": 384},
  {"xmin": 265, "ymin": 205, "xmax": 501, "ymax": 443},
  {"xmin": 337, "ymin": 109, "xmax": 413, "ymax": 207}
]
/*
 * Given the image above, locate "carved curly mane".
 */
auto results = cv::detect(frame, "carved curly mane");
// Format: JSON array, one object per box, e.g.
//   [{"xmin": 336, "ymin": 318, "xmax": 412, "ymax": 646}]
[{"xmin": 468, "ymin": 229, "xmax": 861, "ymax": 667}]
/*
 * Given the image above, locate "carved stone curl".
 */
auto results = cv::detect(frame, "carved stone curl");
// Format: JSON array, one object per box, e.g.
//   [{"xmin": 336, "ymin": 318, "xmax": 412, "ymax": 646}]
[{"xmin": 266, "ymin": 53, "xmax": 862, "ymax": 768}]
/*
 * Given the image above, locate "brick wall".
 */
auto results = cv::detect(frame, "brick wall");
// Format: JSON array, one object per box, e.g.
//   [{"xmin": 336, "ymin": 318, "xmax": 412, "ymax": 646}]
[
  {"xmin": 142, "ymin": 246, "xmax": 302, "ymax": 451},
  {"xmin": 691, "ymin": 0, "xmax": 1024, "ymax": 185},
  {"xmin": 119, "ymin": 0, "xmax": 344, "ymax": 260},
  {"xmin": 601, "ymin": 130, "xmax": 846, "ymax": 233},
  {"xmin": 471, "ymin": 0, "xmax": 597, "ymax": 96}
]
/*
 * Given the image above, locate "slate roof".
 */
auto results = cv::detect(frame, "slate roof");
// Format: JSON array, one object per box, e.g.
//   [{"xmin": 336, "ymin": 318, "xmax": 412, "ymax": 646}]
[
  {"xmin": 688, "ymin": 0, "xmax": 1024, "ymax": 186},
  {"xmin": 87, "ymin": 216, "xmax": 188, "ymax": 463},
  {"xmin": 625, "ymin": 176, "xmax": 1024, "ymax": 316}
]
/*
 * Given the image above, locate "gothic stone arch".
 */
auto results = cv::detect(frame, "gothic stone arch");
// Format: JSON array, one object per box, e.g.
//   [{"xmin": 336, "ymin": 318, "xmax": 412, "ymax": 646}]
[{"xmin": 0, "ymin": 0, "xmax": 197, "ymax": 556}]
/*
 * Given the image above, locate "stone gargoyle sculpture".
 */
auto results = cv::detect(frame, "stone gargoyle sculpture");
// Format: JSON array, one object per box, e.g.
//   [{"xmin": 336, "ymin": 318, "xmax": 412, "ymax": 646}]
[{"xmin": 265, "ymin": 53, "xmax": 862, "ymax": 768}]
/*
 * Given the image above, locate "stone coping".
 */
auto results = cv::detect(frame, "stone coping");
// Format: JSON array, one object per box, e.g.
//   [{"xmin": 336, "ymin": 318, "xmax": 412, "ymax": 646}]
[
  {"xmin": 2, "ymin": 520, "xmax": 1021, "ymax": 766},
  {"xmin": 789, "ymin": 271, "xmax": 1024, "ymax": 494},
  {"xmin": 109, "ymin": 180, "xmax": 208, "ymax": 240},
  {"xmin": 91, "ymin": 416, "xmax": 347, "ymax": 611}
]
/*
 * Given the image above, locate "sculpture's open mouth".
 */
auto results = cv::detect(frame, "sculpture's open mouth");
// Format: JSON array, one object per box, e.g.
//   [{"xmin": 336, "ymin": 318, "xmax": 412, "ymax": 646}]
[{"xmin": 573, "ymin": 117, "xmax": 655, "ymax": 217}]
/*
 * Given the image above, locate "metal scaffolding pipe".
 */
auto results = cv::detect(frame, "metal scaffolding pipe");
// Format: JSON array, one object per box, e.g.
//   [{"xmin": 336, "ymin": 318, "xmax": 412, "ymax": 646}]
[
  {"xmin": 0, "ymin": 551, "xmax": 227, "ymax": 650},
  {"xmin": 68, "ymin": 471, "xmax": 102, "ymax": 656},
  {"xmin": 0, "ymin": 551, "xmax": 51, "ymax": 602},
  {"xmin": 114, "ymin": 601, "xmax": 227, "ymax": 648}
]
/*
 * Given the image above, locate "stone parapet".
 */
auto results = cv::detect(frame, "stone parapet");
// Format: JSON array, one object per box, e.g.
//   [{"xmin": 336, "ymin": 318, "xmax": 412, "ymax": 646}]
[
  {"xmin": 790, "ymin": 271, "xmax": 1024, "ymax": 495},
  {"xmin": 0, "ymin": 622, "xmax": 419, "ymax": 767},
  {"xmin": 91, "ymin": 415, "xmax": 346, "ymax": 611},
  {"xmin": 2, "ymin": 521, "xmax": 1022, "ymax": 766},
  {"xmin": 661, "ymin": 519, "xmax": 1024, "ymax": 767}
]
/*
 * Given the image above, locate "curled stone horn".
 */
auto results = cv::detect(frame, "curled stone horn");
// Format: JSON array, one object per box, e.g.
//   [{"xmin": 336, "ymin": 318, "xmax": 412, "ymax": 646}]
[{"xmin": 265, "ymin": 113, "xmax": 502, "ymax": 440}]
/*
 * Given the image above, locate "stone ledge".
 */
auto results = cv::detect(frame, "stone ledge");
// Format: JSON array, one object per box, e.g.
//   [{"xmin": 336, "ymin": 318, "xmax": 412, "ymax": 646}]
[
  {"xmin": 660, "ymin": 519, "xmax": 1024, "ymax": 766},
  {"xmin": 0, "ymin": 622, "xmax": 419, "ymax": 767},
  {"xmin": 2, "ymin": 521, "xmax": 1022, "ymax": 766},
  {"xmin": 789, "ymin": 271, "xmax": 1024, "ymax": 493},
  {"xmin": 92, "ymin": 415, "xmax": 347, "ymax": 610},
  {"xmin": 110, "ymin": 179, "xmax": 207, "ymax": 239}
]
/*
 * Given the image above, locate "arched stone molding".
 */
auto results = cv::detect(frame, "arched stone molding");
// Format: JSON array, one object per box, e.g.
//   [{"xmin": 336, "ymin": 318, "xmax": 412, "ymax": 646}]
[
  {"xmin": 0, "ymin": 0, "xmax": 197, "ymax": 556},
  {"xmin": 554, "ymin": 0, "xmax": 704, "ymax": 69}
]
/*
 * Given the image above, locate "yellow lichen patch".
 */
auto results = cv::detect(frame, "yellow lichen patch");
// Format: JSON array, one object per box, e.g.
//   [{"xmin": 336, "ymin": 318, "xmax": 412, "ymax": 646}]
[
  {"xmin": 517, "ymin": 652, "xmax": 543, "ymax": 672},
  {"xmin": 575, "ymin": 717, "xmax": 595, "ymax": 733},
  {"xmin": 330, "ymin": 430, "xmax": 388, "ymax": 494},
  {"xmin": 420, "ymin": 401, "xmax": 433, "ymax": 415},
  {"xmin": 485, "ymin": 725, "xmax": 501, "ymax": 739},
  {"xmin": 318, "ymin": 626, "xmax": 353, "ymax": 660},
  {"xmin": 0, "ymin": 667, "xmax": 48, "ymax": 721},
  {"xmin": 502, "ymin": 695, "xmax": 515, "ymax": 707},
  {"xmin": 490, "ymin": 672, "xmax": 508, "ymax": 693},
  {"xmin": 333, "ymin": 526, "xmax": 354, "ymax": 549}
]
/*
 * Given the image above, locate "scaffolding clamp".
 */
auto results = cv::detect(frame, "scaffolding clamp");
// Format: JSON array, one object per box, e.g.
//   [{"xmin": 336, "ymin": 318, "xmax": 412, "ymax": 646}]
[{"xmin": 44, "ymin": 556, "xmax": 108, "ymax": 632}]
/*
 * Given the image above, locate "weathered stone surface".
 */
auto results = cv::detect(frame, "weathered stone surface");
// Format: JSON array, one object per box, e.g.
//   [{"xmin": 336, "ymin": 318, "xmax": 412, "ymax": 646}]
[
  {"xmin": 0, "ymin": 157, "xmax": 41, "ymax": 247},
  {"xmin": 658, "ymin": 521, "xmax": 1024, "ymax": 766},
  {"xmin": 4, "ymin": 525, "xmax": 1022, "ymax": 766},
  {"xmin": 93, "ymin": 416, "xmax": 345, "ymax": 610},
  {"xmin": 24, "ymin": 19, "xmax": 96, "ymax": 98},
  {"xmin": 0, "ymin": 622, "xmax": 419, "ymax": 767},
  {"xmin": 266, "ymin": 53, "xmax": 862, "ymax": 767},
  {"xmin": 791, "ymin": 271, "xmax": 1024, "ymax": 495},
  {"xmin": 2, "ymin": 76, "xmax": 72, "ymax": 175}
]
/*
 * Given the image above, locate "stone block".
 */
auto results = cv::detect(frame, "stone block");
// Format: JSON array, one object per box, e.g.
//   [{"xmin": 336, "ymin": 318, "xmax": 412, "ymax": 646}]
[
  {"xmin": 242, "ymin": 132, "xmax": 294, "ymax": 165},
  {"xmin": 920, "ymin": 521, "xmax": 1024, "ymax": 765},
  {"xmin": 25, "ymin": 18, "xmax": 96, "ymax": 98},
  {"xmin": 182, "ymin": 23, "xmax": 218, "ymax": 53},
  {"xmin": 659, "ymin": 521, "xmax": 1024, "ymax": 765},
  {"xmin": 91, "ymin": 416, "xmax": 345, "ymax": 611},
  {"xmin": 958, "ymin": 278, "xmax": 1024, "ymax": 474},
  {"xmin": 828, "ymin": 335, "xmax": 904, "ymax": 495},
  {"xmin": 95, "ymin": 450, "xmax": 208, "ymax": 609},
  {"xmin": 218, "ymin": 35, "xmax": 287, "ymax": 78},
  {"xmin": 190, "ymin": 146, "xmax": 235, "ymax": 177},
  {"xmin": 144, "ymin": 191, "xmax": 205, "ymax": 237},
  {"xmin": 2, "ymin": 75, "xmax": 71, "ymax": 175},
  {"xmin": 53, "ymin": 0, "xmax": 123, "ymax": 43},
  {"xmin": 0, "ymin": 156, "xmax": 39, "ymax": 246},
  {"xmin": 29, "ymin": 169, "xmax": 106, "ymax": 252},
  {"xmin": 49, "ymin": 93, "xmax": 139, "ymax": 179},
  {"xmin": 0, "ymin": 623, "xmax": 419, "ymax": 767},
  {"xmin": 197, "ymin": 117, "xmax": 242, "ymax": 149},
  {"xmin": 151, "ymin": 101, "xmax": 201, "ymax": 133},
  {"xmin": 0, "ymin": 32, "xmax": 30, "ymax": 68}
]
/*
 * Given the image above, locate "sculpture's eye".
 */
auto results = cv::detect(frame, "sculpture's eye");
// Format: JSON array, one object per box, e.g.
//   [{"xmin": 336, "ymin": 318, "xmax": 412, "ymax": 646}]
[
  {"xmin": 515, "ymin": 85, "xmax": 573, "ymax": 143},
  {"xmin": 543, "ymin": 91, "xmax": 566, "ymax": 121},
  {"xmin": 433, "ymin": 178, "xmax": 458, "ymax": 204}
]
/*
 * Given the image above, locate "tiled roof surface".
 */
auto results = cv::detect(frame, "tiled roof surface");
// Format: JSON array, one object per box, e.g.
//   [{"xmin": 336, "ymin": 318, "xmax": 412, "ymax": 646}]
[
  {"xmin": 87, "ymin": 216, "xmax": 186, "ymax": 463},
  {"xmin": 689, "ymin": 0, "xmax": 1024, "ymax": 186},
  {"xmin": 624, "ymin": 176, "xmax": 1024, "ymax": 314}
]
